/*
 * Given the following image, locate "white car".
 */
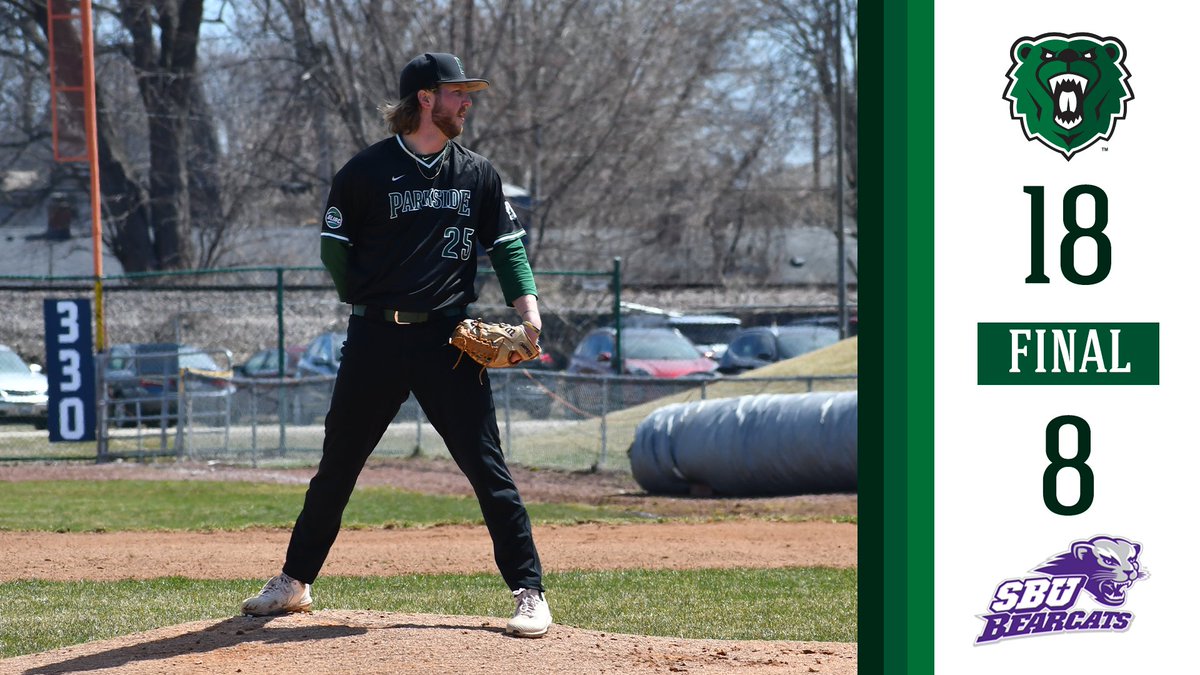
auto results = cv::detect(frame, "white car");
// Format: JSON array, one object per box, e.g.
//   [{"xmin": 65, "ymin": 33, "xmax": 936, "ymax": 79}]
[
  {"xmin": 621, "ymin": 308, "xmax": 742, "ymax": 361},
  {"xmin": 666, "ymin": 314, "xmax": 742, "ymax": 360},
  {"xmin": 0, "ymin": 344, "xmax": 49, "ymax": 428}
]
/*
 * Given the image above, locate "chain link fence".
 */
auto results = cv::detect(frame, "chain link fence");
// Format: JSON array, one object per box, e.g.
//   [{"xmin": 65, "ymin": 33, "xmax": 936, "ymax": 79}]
[
  {"xmin": 0, "ymin": 265, "xmax": 857, "ymax": 469},
  {"xmin": 0, "ymin": 264, "xmax": 622, "ymax": 372},
  {"xmin": 95, "ymin": 367, "xmax": 856, "ymax": 472}
]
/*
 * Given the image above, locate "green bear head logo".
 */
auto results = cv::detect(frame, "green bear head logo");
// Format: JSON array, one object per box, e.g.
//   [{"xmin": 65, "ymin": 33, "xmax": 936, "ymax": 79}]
[{"xmin": 1004, "ymin": 33, "xmax": 1133, "ymax": 159}]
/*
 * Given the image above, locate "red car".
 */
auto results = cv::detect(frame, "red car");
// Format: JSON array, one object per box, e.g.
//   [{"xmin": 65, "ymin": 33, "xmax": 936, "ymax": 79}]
[
  {"xmin": 562, "ymin": 327, "xmax": 716, "ymax": 415},
  {"xmin": 567, "ymin": 327, "xmax": 717, "ymax": 377}
]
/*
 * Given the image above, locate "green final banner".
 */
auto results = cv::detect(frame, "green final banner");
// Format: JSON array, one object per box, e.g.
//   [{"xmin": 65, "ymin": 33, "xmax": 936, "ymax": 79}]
[{"xmin": 978, "ymin": 323, "xmax": 1159, "ymax": 385}]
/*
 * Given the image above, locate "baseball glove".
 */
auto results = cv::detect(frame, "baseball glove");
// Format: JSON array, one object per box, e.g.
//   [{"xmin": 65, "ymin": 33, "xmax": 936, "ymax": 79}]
[{"xmin": 449, "ymin": 318, "xmax": 541, "ymax": 369}]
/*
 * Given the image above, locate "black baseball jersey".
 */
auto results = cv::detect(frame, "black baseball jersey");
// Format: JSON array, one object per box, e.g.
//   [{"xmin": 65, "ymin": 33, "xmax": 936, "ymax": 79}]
[{"xmin": 320, "ymin": 135, "xmax": 525, "ymax": 310}]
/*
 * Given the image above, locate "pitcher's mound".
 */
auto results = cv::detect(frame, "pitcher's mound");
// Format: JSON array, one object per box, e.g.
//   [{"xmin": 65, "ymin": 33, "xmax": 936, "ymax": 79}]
[{"xmin": 1, "ymin": 610, "xmax": 856, "ymax": 674}]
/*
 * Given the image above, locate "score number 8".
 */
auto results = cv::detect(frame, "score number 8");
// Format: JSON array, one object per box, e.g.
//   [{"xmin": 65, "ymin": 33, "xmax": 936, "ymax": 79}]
[{"xmin": 1043, "ymin": 415, "xmax": 1094, "ymax": 516}]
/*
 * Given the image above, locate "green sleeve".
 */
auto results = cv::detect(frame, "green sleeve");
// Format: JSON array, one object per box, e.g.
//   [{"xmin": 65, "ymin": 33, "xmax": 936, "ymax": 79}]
[
  {"xmin": 320, "ymin": 236, "xmax": 351, "ymax": 302},
  {"xmin": 489, "ymin": 238, "xmax": 538, "ymax": 306}
]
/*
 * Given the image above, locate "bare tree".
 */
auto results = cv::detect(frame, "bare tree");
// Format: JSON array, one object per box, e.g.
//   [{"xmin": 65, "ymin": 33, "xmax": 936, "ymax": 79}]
[
  {"xmin": 1, "ymin": 0, "xmax": 223, "ymax": 272},
  {"xmin": 0, "ymin": 0, "xmax": 854, "ymax": 285},
  {"xmin": 241, "ymin": 0, "xmax": 850, "ymax": 283},
  {"xmin": 466, "ymin": 1, "xmax": 780, "ymax": 283},
  {"xmin": 115, "ymin": 0, "xmax": 206, "ymax": 269},
  {"xmin": 759, "ymin": 0, "xmax": 858, "ymax": 221}
]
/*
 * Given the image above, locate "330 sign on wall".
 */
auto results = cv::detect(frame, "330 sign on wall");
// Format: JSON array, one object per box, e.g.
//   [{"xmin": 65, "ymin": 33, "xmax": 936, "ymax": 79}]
[{"xmin": 42, "ymin": 299, "xmax": 95, "ymax": 442}]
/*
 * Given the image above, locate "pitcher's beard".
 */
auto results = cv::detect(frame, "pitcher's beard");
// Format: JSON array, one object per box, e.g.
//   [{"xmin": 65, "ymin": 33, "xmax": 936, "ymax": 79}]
[{"xmin": 433, "ymin": 104, "xmax": 464, "ymax": 139}]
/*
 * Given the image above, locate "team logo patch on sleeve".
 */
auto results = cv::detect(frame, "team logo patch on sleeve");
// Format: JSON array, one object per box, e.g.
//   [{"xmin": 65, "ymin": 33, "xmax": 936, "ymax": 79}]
[
  {"xmin": 504, "ymin": 200, "xmax": 519, "ymax": 223},
  {"xmin": 1003, "ymin": 33, "xmax": 1133, "ymax": 159},
  {"xmin": 324, "ymin": 206, "xmax": 343, "ymax": 229}
]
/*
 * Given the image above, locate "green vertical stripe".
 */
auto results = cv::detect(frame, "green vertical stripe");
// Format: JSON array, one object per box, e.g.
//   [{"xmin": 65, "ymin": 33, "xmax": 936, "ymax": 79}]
[
  {"xmin": 864, "ymin": 0, "xmax": 935, "ymax": 671},
  {"xmin": 908, "ymin": 0, "xmax": 935, "ymax": 673},
  {"xmin": 861, "ymin": 1, "xmax": 934, "ymax": 671},
  {"xmin": 873, "ymin": 0, "xmax": 936, "ymax": 667},
  {"xmin": 858, "ymin": 0, "xmax": 885, "ymax": 673},
  {"xmin": 882, "ymin": 0, "xmax": 910, "ymax": 669},
  {"xmin": 859, "ymin": 0, "xmax": 897, "ymax": 667}
]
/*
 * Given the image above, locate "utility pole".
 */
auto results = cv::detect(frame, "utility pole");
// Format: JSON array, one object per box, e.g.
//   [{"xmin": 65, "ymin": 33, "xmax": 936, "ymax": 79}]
[{"xmin": 835, "ymin": 0, "xmax": 848, "ymax": 339}]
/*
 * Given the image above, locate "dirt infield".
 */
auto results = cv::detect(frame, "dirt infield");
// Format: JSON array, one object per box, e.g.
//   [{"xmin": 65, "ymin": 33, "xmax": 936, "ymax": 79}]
[
  {"xmin": 0, "ymin": 521, "xmax": 855, "ymax": 583},
  {"xmin": 0, "ymin": 460, "xmax": 858, "ymax": 674},
  {"xmin": 0, "ymin": 611, "xmax": 857, "ymax": 675}
]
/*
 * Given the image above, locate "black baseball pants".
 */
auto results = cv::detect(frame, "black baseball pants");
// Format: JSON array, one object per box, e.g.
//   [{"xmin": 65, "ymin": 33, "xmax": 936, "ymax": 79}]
[{"xmin": 282, "ymin": 313, "xmax": 544, "ymax": 592}]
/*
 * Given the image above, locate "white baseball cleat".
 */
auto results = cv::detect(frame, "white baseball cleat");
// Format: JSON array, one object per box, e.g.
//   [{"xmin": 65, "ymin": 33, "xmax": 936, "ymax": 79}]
[
  {"xmin": 240, "ymin": 573, "xmax": 313, "ymax": 616},
  {"xmin": 506, "ymin": 588, "xmax": 552, "ymax": 637}
]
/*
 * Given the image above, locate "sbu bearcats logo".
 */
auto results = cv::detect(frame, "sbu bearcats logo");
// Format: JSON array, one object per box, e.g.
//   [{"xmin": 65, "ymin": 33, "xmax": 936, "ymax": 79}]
[
  {"xmin": 976, "ymin": 535, "xmax": 1148, "ymax": 644},
  {"xmin": 1003, "ymin": 33, "xmax": 1133, "ymax": 159}
]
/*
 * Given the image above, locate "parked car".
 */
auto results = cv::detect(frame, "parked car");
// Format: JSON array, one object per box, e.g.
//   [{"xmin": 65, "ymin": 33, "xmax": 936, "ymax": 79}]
[
  {"xmin": 717, "ymin": 324, "xmax": 842, "ymax": 375},
  {"xmin": 104, "ymin": 343, "xmax": 235, "ymax": 425},
  {"xmin": 235, "ymin": 346, "xmax": 304, "ymax": 378},
  {"xmin": 665, "ymin": 314, "xmax": 741, "ymax": 360},
  {"xmin": 274, "ymin": 331, "xmax": 350, "ymax": 423},
  {"xmin": 0, "ymin": 344, "xmax": 48, "ymax": 428},
  {"xmin": 296, "ymin": 331, "xmax": 347, "ymax": 378},
  {"xmin": 231, "ymin": 346, "xmax": 309, "ymax": 423},
  {"xmin": 564, "ymin": 327, "xmax": 717, "ymax": 415},
  {"xmin": 567, "ymin": 327, "xmax": 719, "ymax": 378},
  {"xmin": 622, "ymin": 308, "xmax": 742, "ymax": 360}
]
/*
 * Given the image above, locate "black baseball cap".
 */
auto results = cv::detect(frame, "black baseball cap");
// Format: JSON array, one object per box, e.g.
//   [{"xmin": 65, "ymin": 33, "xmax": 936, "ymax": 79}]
[{"xmin": 399, "ymin": 53, "xmax": 490, "ymax": 99}]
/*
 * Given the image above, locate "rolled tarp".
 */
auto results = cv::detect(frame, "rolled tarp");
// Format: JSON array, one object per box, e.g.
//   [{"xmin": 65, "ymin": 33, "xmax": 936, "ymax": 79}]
[{"xmin": 629, "ymin": 391, "xmax": 857, "ymax": 496}]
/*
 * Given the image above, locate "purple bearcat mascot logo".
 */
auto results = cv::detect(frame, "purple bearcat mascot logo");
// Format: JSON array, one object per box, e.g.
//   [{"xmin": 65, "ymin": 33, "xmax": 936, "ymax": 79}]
[{"xmin": 976, "ymin": 535, "xmax": 1147, "ymax": 644}]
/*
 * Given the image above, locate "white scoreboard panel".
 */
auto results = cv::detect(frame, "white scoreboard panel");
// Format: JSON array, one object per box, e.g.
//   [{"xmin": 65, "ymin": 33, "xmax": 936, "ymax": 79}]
[{"xmin": 933, "ymin": 3, "xmax": 1199, "ymax": 670}]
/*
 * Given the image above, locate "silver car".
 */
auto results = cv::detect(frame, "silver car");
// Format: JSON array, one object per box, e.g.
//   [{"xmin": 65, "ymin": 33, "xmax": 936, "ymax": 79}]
[{"xmin": 0, "ymin": 344, "xmax": 49, "ymax": 428}]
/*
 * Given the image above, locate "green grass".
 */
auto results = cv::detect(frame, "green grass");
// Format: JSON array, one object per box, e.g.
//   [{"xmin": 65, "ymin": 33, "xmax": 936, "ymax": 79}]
[
  {"xmin": 0, "ymin": 481, "xmax": 636, "ymax": 532},
  {"xmin": 0, "ymin": 344, "xmax": 860, "ymax": 659},
  {"xmin": 0, "ymin": 568, "xmax": 856, "ymax": 658}
]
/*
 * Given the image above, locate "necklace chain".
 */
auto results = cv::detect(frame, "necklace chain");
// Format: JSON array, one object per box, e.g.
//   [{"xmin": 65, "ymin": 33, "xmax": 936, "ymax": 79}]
[{"xmin": 396, "ymin": 135, "xmax": 448, "ymax": 181}]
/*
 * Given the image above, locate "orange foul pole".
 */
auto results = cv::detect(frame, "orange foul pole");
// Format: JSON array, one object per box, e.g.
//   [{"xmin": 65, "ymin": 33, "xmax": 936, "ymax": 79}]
[{"xmin": 80, "ymin": 0, "xmax": 105, "ymax": 351}]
